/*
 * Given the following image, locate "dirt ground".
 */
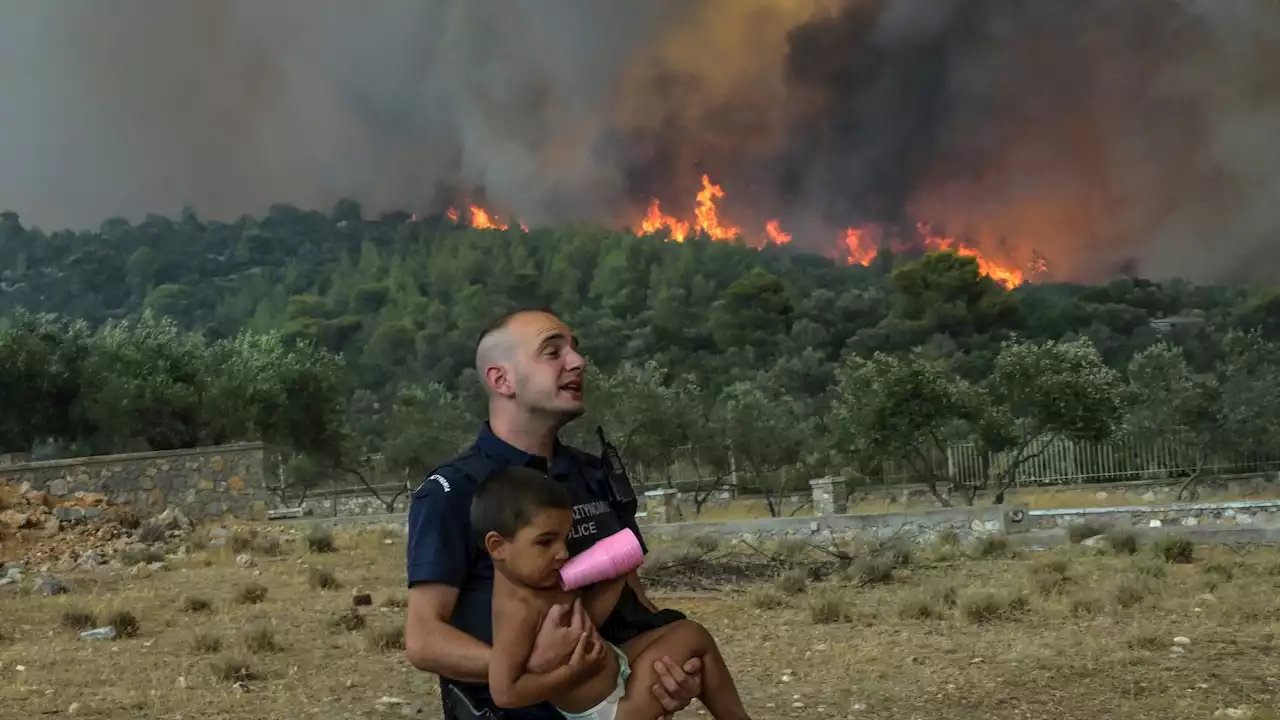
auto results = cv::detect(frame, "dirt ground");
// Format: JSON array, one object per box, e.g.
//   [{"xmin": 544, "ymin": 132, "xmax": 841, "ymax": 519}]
[{"xmin": 1, "ymin": 526, "xmax": 1279, "ymax": 719}]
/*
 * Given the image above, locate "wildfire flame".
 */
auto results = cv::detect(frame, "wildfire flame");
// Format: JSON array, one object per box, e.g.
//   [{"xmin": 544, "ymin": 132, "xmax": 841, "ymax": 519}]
[
  {"xmin": 633, "ymin": 174, "xmax": 1028, "ymax": 287},
  {"xmin": 841, "ymin": 222, "xmax": 1026, "ymax": 288},
  {"xmin": 446, "ymin": 204, "xmax": 528, "ymax": 232},
  {"xmin": 765, "ymin": 219, "xmax": 791, "ymax": 245}
]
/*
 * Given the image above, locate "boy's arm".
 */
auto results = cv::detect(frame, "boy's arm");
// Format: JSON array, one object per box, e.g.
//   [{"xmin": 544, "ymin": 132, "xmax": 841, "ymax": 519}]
[
  {"xmin": 489, "ymin": 597, "xmax": 592, "ymax": 709},
  {"xmin": 581, "ymin": 575, "xmax": 629, "ymax": 627}
]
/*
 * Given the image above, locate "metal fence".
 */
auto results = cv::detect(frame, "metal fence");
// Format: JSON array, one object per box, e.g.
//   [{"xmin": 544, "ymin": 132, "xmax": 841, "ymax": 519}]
[
  {"xmin": 284, "ymin": 436, "xmax": 1280, "ymax": 508},
  {"xmin": 946, "ymin": 437, "xmax": 1280, "ymax": 488}
]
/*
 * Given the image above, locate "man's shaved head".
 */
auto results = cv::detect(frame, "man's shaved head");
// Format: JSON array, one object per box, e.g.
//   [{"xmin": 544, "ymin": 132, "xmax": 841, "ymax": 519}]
[
  {"xmin": 474, "ymin": 308, "xmax": 554, "ymax": 385},
  {"xmin": 474, "ymin": 308, "xmax": 587, "ymax": 424}
]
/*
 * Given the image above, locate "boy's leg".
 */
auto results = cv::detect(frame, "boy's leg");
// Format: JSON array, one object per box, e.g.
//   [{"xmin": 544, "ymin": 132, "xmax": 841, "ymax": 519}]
[{"xmin": 616, "ymin": 620, "xmax": 749, "ymax": 720}]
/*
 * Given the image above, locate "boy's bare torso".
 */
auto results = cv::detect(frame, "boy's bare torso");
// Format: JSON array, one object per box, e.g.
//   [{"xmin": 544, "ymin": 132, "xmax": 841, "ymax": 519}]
[{"xmin": 493, "ymin": 574, "xmax": 623, "ymax": 712}]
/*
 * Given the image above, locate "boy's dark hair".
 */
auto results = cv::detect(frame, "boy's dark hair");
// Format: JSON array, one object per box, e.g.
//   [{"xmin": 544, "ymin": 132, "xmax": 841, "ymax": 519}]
[{"xmin": 471, "ymin": 466, "xmax": 574, "ymax": 544}]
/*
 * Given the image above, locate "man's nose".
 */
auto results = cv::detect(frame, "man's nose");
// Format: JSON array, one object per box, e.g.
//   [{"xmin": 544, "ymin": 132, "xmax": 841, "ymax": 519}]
[
  {"xmin": 554, "ymin": 544, "xmax": 570, "ymax": 561},
  {"xmin": 565, "ymin": 347, "xmax": 586, "ymax": 371}
]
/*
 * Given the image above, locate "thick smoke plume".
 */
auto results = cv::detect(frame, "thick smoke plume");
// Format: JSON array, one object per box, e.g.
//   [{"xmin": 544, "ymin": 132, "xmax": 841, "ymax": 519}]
[{"xmin": 0, "ymin": 0, "xmax": 1276, "ymax": 283}]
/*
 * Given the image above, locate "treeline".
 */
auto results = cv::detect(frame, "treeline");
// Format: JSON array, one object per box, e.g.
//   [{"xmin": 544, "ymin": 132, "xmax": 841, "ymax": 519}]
[{"xmin": 3, "ymin": 202, "xmax": 1280, "ymax": 509}]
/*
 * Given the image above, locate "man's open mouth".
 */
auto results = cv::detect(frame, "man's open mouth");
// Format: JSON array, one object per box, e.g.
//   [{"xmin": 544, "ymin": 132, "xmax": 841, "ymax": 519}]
[{"xmin": 560, "ymin": 380, "xmax": 582, "ymax": 394}]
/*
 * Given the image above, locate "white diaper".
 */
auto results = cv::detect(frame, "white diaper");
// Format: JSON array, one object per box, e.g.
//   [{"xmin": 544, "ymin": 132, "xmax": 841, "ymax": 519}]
[{"xmin": 557, "ymin": 644, "xmax": 631, "ymax": 720}]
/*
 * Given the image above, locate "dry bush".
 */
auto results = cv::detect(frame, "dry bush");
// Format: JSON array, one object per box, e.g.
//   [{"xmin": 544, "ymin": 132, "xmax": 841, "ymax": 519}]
[
  {"xmin": 1067, "ymin": 522, "xmax": 1107, "ymax": 544},
  {"xmin": 1110, "ymin": 575, "xmax": 1153, "ymax": 609},
  {"xmin": 1067, "ymin": 591, "xmax": 1104, "ymax": 616},
  {"xmin": 188, "ymin": 529, "xmax": 210, "ymax": 551},
  {"xmin": 958, "ymin": 589, "xmax": 1029, "ymax": 623},
  {"xmin": 230, "ymin": 530, "xmax": 256, "ymax": 553},
  {"xmin": 235, "ymin": 583, "xmax": 268, "ymax": 605},
  {"xmin": 748, "ymin": 587, "xmax": 790, "ymax": 610},
  {"xmin": 898, "ymin": 591, "xmax": 948, "ymax": 620},
  {"xmin": 105, "ymin": 609, "xmax": 140, "ymax": 638},
  {"xmin": 869, "ymin": 536, "xmax": 913, "ymax": 568},
  {"xmin": 308, "ymin": 567, "xmax": 340, "ymax": 591},
  {"xmin": 1030, "ymin": 556, "xmax": 1072, "ymax": 596},
  {"xmin": 211, "ymin": 657, "xmax": 256, "ymax": 683},
  {"xmin": 850, "ymin": 556, "xmax": 897, "ymax": 586},
  {"xmin": 380, "ymin": 593, "xmax": 407, "ymax": 609},
  {"xmin": 180, "ymin": 595, "xmax": 212, "ymax": 613},
  {"xmin": 192, "ymin": 631, "xmax": 223, "ymax": 654},
  {"xmin": 120, "ymin": 547, "xmax": 165, "ymax": 566},
  {"xmin": 775, "ymin": 568, "xmax": 808, "ymax": 595},
  {"xmin": 137, "ymin": 523, "xmax": 167, "ymax": 545},
  {"xmin": 1125, "ymin": 625, "xmax": 1166, "ymax": 651},
  {"xmin": 1132, "ymin": 557, "xmax": 1168, "ymax": 580},
  {"xmin": 808, "ymin": 586, "xmax": 853, "ymax": 625},
  {"xmin": 366, "ymin": 625, "xmax": 405, "ymax": 652},
  {"xmin": 333, "ymin": 608, "xmax": 366, "ymax": 632},
  {"xmin": 254, "ymin": 535, "xmax": 283, "ymax": 557},
  {"xmin": 1203, "ymin": 561, "xmax": 1235, "ymax": 583},
  {"xmin": 1105, "ymin": 529, "xmax": 1139, "ymax": 555},
  {"xmin": 770, "ymin": 537, "xmax": 812, "ymax": 564},
  {"xmin": 690, "ymin": 534, "xmax": 720, "ymax": 554},
  {"xmin": 60, "ymin": 608, "xmax": 97, "ymax": 631},
  {"xmin": 306, "ymin": 524, "xmax": 336, "ymax": 554},
  {"xmin": 243, "ymin": 624, "xmax": 280, "ymax": 653},
  {"xmin": 973, "ymin": 535, "xmax": 1015, "ymax": 559},
  {"xmin": 1154, "ymin": 536, "xmax": 1195, "ymax": 564}
]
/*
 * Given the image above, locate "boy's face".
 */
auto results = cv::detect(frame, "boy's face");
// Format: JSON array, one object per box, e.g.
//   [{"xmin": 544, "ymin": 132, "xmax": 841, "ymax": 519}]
[{"xmin": 485, "ymin": 508, "xmax": 573, "ymax": 588}]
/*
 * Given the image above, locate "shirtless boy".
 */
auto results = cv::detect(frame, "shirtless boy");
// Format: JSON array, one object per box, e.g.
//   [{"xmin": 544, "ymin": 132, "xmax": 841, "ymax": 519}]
[{"xmin": 472, "ymin": 467, "xmax": 751, "ymax": 720}]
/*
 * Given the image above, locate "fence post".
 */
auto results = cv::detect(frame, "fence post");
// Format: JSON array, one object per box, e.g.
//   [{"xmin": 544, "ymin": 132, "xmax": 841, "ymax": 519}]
[
  {"xmin": 644, "ymin": 488, "xmax": 682, "ymax": 524},
  {"xmin": 809, "ymin": 476, "xmax": 848, "ymax": 516}
]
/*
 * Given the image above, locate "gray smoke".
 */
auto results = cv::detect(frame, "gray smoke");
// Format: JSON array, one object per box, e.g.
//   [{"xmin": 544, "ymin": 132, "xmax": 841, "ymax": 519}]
[
  {"xmin": 0, "ymin": 0, "xmax": 685, "ymax": 230},
  {"xmin": 0, "ymin": 0, "xmax": 1278, "ymax": 283}
]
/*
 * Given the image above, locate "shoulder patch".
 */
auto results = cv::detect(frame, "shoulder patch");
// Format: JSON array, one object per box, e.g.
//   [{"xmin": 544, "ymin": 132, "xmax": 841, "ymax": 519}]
[{"xmin": 413, "ymin": 472, "xmax": 456, "ymax": 498}]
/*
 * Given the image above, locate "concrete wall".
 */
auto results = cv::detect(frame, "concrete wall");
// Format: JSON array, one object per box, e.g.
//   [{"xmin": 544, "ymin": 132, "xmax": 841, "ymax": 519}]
[{"xmin": 0, "ymin": 443, "xmax": 271, "ymax": 521}]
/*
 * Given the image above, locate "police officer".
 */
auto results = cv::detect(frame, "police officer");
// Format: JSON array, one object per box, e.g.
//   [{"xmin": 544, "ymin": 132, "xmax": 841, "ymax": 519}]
[{"xmin": 404, "ymin": 309, "xmax": 710, "ymax": 719}]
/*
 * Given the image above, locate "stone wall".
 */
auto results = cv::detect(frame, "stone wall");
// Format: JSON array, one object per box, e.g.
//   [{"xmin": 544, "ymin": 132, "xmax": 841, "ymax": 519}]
[
  {"xmin": 0, "ymin": 443, "xmax": 271, "ymax": 521},
  {"xmin": 843, "ymin": 471, "xmax": 1280, "ymax": 508},
  {"xmin": 638, "ymin": 503, "xmax": 1029, "ymax": 544},
  {"xmin": 1028, "ymin": 499, "xmax": 1280, "ymax": 531},
  {"xmin": 299, "ymin": 492, "xmax": 411, "ymax": 517}
]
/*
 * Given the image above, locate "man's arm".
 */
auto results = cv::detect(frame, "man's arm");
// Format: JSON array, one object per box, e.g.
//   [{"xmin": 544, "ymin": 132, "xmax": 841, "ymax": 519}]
[
  {"xmin": 581, "ymin": 575, "xmax": 629, "ymax": 626},
  {"xmin": 625, "ymin": 571, "xmax": 660, "ymax": 613},
  {"xmin": 404, "ymin": 472, "xmax": 490, "ymax": 682},
  {"xmin": 404, "ymin": 583, "xmax": 490, "ymax": 683},
  {"xmin": 489, "ymin": 596, "xmax": 603, "ymax": 709}
]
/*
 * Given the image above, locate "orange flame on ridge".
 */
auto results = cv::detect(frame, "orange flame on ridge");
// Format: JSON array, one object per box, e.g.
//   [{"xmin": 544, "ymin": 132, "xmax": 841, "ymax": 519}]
[
  {"xmin": 765, "ymin": 220, "xmax": 791, "ymax": 245},
  {"xmin": 445, "ymin": 204, "xmax": 528, "ymax": 232},
  {"xmin": 839, "ymin": 222, "xmax": 1027, "ymax": 288}
]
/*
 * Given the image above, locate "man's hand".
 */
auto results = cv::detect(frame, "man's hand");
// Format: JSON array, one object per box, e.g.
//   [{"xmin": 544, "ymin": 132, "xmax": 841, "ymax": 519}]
[
  {"xmin": 651, "ymin": 655, "xmax": 703, "ymax": 719},
  {"xmin": 527, "ymin": 599, "xmax": 598, "ymax": 675}
]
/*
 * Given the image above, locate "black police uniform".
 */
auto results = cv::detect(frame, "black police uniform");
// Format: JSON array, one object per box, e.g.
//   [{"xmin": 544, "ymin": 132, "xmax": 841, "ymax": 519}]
[{"xmin": 406, "ymin": 423, "xmax": 684, "ymax": 719}]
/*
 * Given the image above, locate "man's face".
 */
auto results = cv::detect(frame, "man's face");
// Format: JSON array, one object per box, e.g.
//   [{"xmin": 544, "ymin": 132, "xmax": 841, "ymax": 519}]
[
  {"xmin": 486, "ymin": 508, "xmax": 572, "ymax": 589},
  {"xmin": 507, "ymin": 312, "xmax": 587, "ymax": 421}
]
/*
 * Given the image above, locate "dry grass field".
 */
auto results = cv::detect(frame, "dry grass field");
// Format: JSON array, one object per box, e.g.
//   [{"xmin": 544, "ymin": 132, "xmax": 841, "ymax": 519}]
[{"xmin": 2, "ymin": 523, "xmax": 1279, "ymax": 719}]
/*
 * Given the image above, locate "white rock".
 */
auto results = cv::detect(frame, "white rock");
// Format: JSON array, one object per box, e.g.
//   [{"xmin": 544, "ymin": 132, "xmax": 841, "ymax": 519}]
[
  {"xmin": 1173, "ymin": 636, "xmax": 1191, "ymax": 645},
  {"xmin": 235, "ymin": 554, "xmax": 256, "ymax": 569}
]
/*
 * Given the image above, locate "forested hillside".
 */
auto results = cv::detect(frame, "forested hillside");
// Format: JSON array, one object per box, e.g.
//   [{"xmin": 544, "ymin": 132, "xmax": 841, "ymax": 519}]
[{"xmin": 5, "ymin": 202, "xmax": 1280, "ymax": 508}]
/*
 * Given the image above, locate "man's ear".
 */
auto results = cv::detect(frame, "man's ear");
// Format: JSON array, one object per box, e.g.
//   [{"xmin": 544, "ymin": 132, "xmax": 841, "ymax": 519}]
[
  {"xmin": 484, "ymin": 364, "xmax": 516, "ymax": 398},
  {"xmin": 483, "ymin": 530, "xmax": 508, "ymax": 559}
]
